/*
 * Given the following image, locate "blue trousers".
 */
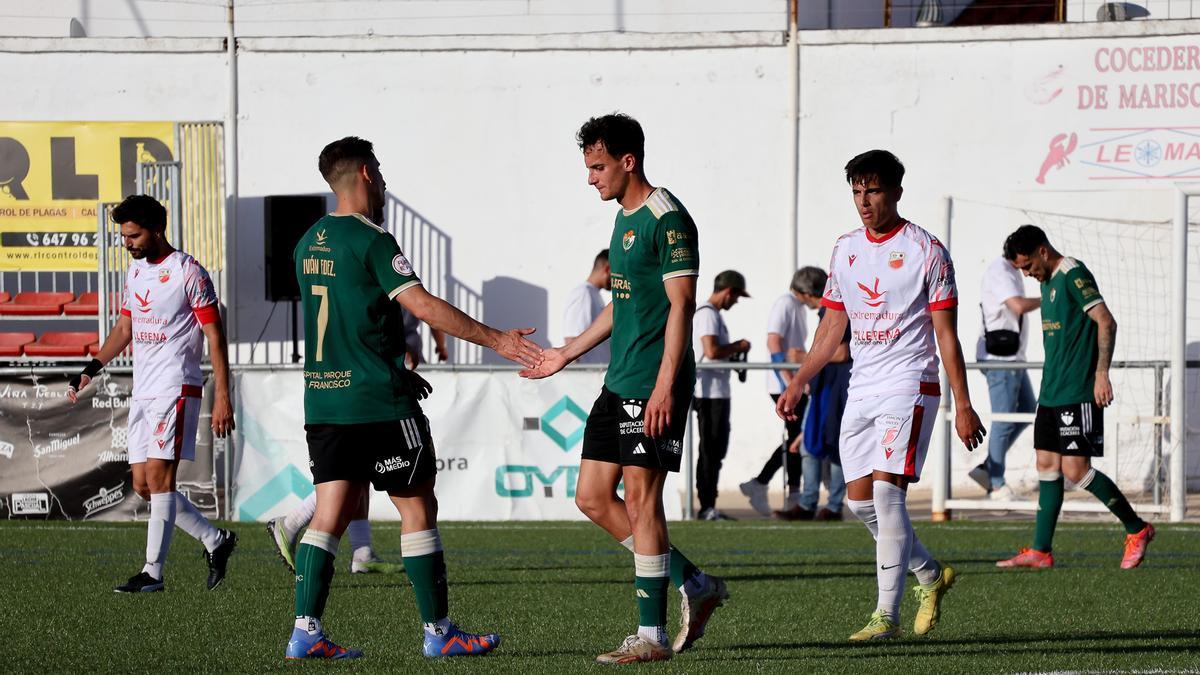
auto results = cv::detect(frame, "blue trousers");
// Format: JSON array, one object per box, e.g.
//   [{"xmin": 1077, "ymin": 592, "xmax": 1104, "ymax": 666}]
[{"xmin": 983, "ymin": 368, "xmax": 1037, "ymax": 489}]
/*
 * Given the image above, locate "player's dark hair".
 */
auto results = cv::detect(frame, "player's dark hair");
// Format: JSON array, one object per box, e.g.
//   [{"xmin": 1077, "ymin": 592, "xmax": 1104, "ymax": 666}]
[
  {"xmin": 593, "ymin": 249, "xmax": 609, "ymax": 269},
  {"xmin": 1003, "ymin": 224, "xmax": 1050, "ymax": 260},
  {"xmin": 791, "ymin": 266, "xmax": 827, "ymax": 296},
  {"xmin": 111, "ymin": 194, "xmax": 167, "ymax": 233},
  {"xmin": 844, "ymin": 149, "xmax": 905, "ymax": 189},
  {"xmin": 576, "ymin": 114, "xmax": 645, "ymax": 173},
  {"xmin": 318, "ymin": 136, "xmax": 376, "ymax": 186}
]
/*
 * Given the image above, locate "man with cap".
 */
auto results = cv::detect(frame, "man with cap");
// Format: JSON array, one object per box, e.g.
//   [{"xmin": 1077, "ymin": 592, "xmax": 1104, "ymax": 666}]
[{"xmin": 692, "ymin": 270, "xmax": 752, "ymax": 520}]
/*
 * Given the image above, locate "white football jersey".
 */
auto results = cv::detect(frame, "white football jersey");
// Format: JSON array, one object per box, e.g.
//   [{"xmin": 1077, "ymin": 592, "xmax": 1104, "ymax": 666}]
[
  {"xmin": 120, "ymin": 251, "xmax": 219, "ymax": 398},
  {"xmin": 821, "ymin": 220, "xmax": 956, "ymax": 400}
]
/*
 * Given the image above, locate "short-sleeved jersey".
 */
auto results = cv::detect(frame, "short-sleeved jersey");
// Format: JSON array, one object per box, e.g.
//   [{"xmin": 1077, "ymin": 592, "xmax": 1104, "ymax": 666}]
[
  {"xmin": 1039, "ymin": 257, "xmax": 1104, "ymax": 406},
  {"xmin": 295, "ymin": 213, "xmax": 423, "ymax": 424},
  {"xmin": 976, "ymin": 256, "xmax": 1032, "ymax": 362},
  {"xmin": 765, "ymin": 293, "xmax": 808, "ymax": 395},
  {"xmin": 120, "ymin": 251, "xmax": 219, "ymax": 398},
  {"xmin": 821, "ymin": 220, "xmax": 956, "ymax": 400},
  {"xmin": 693, "ymin": 303, "xmax": 730, "ymax": 399},
  {"xmin": 605, "ymin": 188, "xmax": 699, "ymax": 399}
]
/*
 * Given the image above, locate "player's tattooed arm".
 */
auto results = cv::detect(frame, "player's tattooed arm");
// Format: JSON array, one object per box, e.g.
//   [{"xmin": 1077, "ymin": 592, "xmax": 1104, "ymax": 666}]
[
  {"xmin": 931, "ymin": 308, "xmax": 986, "ymax": 450},
  {"xmin": 67, "ymin": 314, "xmax": 132, "ymax": 403},
  {"xmin": 1087, "ymin": 302, "xmax": 1117, "ymax": 407}
]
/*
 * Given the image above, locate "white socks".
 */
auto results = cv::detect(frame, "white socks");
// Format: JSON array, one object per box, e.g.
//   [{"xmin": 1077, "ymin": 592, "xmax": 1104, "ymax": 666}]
[
  {"xmin": 143, "ymin": 492, "xmax": 177, "ymax": 580},
  {"xmin": 173, "ymin": 492, "xmax": 222, "ymax": 551},
  {"xmin": 285, "ymin": 492, "xmax": 318, "ymax": 538},
  {"xmin": 846, "ymin": 482, "xmax": 942, "ymax": 622}
]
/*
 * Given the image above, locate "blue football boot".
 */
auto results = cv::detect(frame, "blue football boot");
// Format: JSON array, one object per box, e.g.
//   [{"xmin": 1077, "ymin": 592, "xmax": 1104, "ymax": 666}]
[
  {"xmin": 285, "ymin": 627, "xmax": 363, "ymax": 660},
  {"xmin": 422, "ymin": 625, "xmax": 501, "ymax": 657}
]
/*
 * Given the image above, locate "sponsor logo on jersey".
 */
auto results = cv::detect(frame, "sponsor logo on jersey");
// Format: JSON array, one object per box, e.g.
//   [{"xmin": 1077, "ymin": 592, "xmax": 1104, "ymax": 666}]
[
  {"xmin": 857, "ymin": 278, "xmax": 886, "ymax": 308},
  {"xmin": 632, "ymin": 443, "xmax": 647, "ymax": 455},
  {"xmin": 889, "ymin": 251, "xmax": 904, "ymax": 269},
  {"xmin": 391, "ymin": 253, "xmax": 414, "ymax": 276},
  {"xmin": 158, "ymin": 267, "xmax": 171, "ymax": 283},
  {"xmin": 157, "ymin": 439, "xmax": 167, "ymax": 449},
  {"xmin": 376, "ymin": 456, "xmax": 412, "ymax": 473},
  {"xmin": 315, "ymin": 229, "xmax": 328, "ymax": 246},
  {"xmin": 666, "ymin": 229, "xmax": 688, "ymax": 245},
  {"xmin": 83, "ymin": 483, "xmax": 126, "ymax": 518},
  {"xmin": 1060, "ymin": 411, "xmax": 1074, "ymax": 425},
  {"xmin": 1066, "ymin": 441, "xmax": 1079, "ymax": 450},
  {"xmin": 11, "ymin": 492, "xmax": 50, "ymax": 515},
  {"xmin": 622, "ymin": 229, "xmax": 636, "ymax": 251},
  {"xmin": 622, "ymin": 401, "xmax": 643, "ymax": 419},
  {"xmin": 663, "ymin": 439, "xmax": 683, "ymax": 455},
  {"xmin": 134, "ymin": 290, "xmax": 153, "ymax": 312},
  {"xmin": 884, "ymin": 447, "xmax": 895, "ymax": 459},
  {"xmin": 0, "ymin": 441, "xmax": 13, "ymax": 459},
  {"xmin": 849, "ymin": 254, "xmax": 857, "ymax": 267}
]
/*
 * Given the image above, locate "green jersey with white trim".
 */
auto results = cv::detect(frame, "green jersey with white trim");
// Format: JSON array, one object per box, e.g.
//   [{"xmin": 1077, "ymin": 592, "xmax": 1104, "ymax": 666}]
[
  {"xmin": 295, "ymin": 213, "xmax": 423, "ymax": 424},
  {"xmin": 1039, "ymin": 257, "xmax": 1105, "ymax": 407},
  {"xmin": 604, "ymin": 187, "xmax": 700, "ymax": 398}
]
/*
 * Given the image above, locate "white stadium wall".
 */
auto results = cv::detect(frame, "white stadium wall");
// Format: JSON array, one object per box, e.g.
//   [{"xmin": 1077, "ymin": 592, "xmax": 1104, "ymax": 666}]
[{"xmin": 2, "ymin": 18, "xmax": 1198, "ymax": 507}]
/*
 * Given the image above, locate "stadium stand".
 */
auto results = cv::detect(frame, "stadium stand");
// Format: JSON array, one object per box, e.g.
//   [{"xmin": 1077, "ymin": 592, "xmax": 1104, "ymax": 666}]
[
  {"xmin": 0, "ymin": 291, "xmax": 76, "ymax": 316},
  {"xmin": 63, "ymin": 292, "xmax": 101, "ymax": 316},
  {"xmin": 23, "ymin": 331, "xmax": 100, "ymax": 357},
  {"xmin": 0, "ymin": 332, "xmax": 35, "ymax": 357}
]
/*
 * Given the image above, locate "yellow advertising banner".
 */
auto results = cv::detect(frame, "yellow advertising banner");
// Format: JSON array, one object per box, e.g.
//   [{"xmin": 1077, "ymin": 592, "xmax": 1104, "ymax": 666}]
[{"xmin": 0, "ymin": 122, "xmax": 175, "ymax": 271}]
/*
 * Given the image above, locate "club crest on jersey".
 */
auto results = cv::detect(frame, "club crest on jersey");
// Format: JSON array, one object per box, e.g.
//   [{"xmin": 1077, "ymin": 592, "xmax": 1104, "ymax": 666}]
[
  {"xmin": 622, "ymin": 229, "xmax": 636, "ymax": 251},
  {"xmin": 622, "ymin": 401, "xmax": 643, "ymax": 419},
  {"xmin": 392, "ymin": 253, "xmax": 413, "ymax": 276},
  {"xmin": 889, "ymin": 251, "xmax": 904, "ymax": 269},
  {"xmin": 158, "ymin": 267, "xmax": 171, "ymax": 283},
  {"xmin": 1060, "ymin": 411, "xmax": 1074, "ymax": 425},
  {"xmin": 857, "ymin": 278, "xmax": 886, "ymax": 308}
]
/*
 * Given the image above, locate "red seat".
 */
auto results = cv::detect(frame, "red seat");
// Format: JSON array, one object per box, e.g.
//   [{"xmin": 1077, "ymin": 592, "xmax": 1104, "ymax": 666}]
[
  {"xmin": 0, "ymin": 291, "xmax": 74, "ymax": 315},
  {"xmin": 0, "ymin": 332, "xmax": 35, "ymax": 357},
  {"xmin": 0, "ymin": 291, "xmax": 10, "ymax": 304},
  {"xmin": 87, "ymin": 342, "xmax": 100, "ymax": 356},
  {"xmin": 23, "ymin": 331, "xmax": 100, "ymax": 357},
  {"xmin": 63, "ymin": 291, "xmax": 103, "ymax": 316}
]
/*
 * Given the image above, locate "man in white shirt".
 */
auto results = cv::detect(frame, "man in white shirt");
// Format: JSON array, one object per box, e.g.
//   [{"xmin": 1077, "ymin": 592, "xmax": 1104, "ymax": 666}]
[
  {"xmin": 971, "ymin": 252, "xmax": 1039, "ymax": 501},
  {"xmin": 776, "ymin": 150, "xmax": 984, "ymax": 641},
  {"xmin": 563, "ymin": 249, "xmax": 611, "ymax": 365},
  {"xmin": 693, "ymin": 270, "xmax": 751, "ymax": 520},
  {"xmin": 739, "ymin": 267, "xmax": 820, "ymax": 518},
  {"xmin": 67, "ymin": 194, "xmax": 238, "ymax": 593}
]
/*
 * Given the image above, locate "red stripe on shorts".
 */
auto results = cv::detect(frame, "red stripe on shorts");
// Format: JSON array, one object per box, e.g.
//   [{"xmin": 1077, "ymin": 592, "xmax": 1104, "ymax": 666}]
[{"xmin": 904, "ymin": 404, "xmax": 925, "ymax": 477}]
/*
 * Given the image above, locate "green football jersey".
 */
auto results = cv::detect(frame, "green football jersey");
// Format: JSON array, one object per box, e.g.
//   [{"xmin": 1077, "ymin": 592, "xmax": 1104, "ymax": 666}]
[
  {"xmin": 604, "ymin": 187, "xmax": 700, "ymax": 399},
  {"xmin": 1039, "ymin": 257, "xmax": 1105, "ymax": 407},
  {"xmin": 295, "ymin": 213, "xmax": 423, "ymax": 424}
]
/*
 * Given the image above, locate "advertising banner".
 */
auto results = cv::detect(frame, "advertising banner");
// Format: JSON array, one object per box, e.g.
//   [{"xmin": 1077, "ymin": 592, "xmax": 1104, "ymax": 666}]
[
  {"xmin": 0, "ymin": 372, "xmax": 217, "ymax": 519},
  {"xmin": 233, "ymin": 369, "xmax": 685, "ymax": 522},
  {"xmin": 0, "ymin": 121, "xmax": 175, "ymax": 271}
]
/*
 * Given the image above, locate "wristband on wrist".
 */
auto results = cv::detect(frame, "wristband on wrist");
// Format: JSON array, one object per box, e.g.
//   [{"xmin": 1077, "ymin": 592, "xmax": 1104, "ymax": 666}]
[{"xmin": 82, "ymin": 358, "xmax": 103, "ymax": 379}]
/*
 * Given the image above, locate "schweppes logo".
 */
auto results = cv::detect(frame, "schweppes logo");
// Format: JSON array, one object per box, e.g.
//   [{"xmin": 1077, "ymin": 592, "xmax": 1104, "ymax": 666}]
[{"xmin": 622, "ymin": 229, "xmax": 636, "ymax": 251}]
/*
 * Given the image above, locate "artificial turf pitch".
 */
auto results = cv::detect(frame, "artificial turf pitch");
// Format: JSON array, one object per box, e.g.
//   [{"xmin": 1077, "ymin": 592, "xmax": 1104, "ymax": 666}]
[{"xmin": 4, "ymin": 519, "xmax": 1198, "ymax": 672}]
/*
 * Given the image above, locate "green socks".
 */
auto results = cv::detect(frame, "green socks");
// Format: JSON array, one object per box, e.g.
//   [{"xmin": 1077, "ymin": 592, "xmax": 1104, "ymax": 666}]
[
  {"xmin": 1033, "ymin": 472, "xmax": 1064, "ymax": 553},
  {"xmin": 634, "ymin": 553, "xmax": 670, "ymax": 630},
  {"xmin": 1079, "ymin": 468, "xmax": 1146, "ymax": 534},
  {"xmin": 295, "ymin": 531, "xmax": 338, "ymax": 620},
  {"xmin": 401, "ymin": 529, "xmax": 449, "ymax": 623},
  {"xmin": 669, "ymin": 545, "xmax": 700, "ymax": 589}
]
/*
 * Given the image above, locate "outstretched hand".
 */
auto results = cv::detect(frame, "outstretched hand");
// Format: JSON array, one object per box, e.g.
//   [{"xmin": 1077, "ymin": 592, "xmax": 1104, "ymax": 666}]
[
  {"xmin": 494, "ymin": 328, "xmax": 543, "ymax": 369},
  {"xmin": 519, "ymin": 347, "xmax": 569, "ymax": 380}
]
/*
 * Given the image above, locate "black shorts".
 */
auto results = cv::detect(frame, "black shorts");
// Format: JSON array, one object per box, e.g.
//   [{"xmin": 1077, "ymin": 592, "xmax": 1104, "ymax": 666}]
[
  {"xmin": 1033, "ymin": 402, "xmax": 1104, "ymax": 457},
  {"xmin": 581, "ymin": 386, "xmax": 691, "ymax": 472},
  {"xmin": 305, "ymin": 416, "xmax": 437, "ymax": 492}
]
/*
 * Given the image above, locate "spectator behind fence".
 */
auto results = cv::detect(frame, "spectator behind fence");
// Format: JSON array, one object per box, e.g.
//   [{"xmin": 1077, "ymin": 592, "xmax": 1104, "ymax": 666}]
[
  {"xmin": 969, "ymin": 248, "xmax": 1040, "ymax": 501},
  {"xmin": 563, "ymin": 249, "xmax": 611, "ymax": 365},
  {"xmin": 782, "ymin": 303, "xmax": 853, "ymax": 521},
  {"xmin": 693, "ymin": 270, "xmax": 751, "ymax": 520},
  {"xmin": 739, "ymin": 267, "xmax": 824, "ymax": 517}
]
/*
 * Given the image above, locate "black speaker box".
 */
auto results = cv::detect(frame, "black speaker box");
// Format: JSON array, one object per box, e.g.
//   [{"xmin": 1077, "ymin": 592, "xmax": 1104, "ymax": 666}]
[{"xmin": 265, "ymin": 194, "xmax": 326, "ymax": 301}]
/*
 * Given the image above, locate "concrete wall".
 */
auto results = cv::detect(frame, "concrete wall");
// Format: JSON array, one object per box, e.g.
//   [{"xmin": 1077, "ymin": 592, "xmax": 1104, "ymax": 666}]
[{"xmin": 2, "ymin": 19, "xmax": 1198, "ymax": 499}]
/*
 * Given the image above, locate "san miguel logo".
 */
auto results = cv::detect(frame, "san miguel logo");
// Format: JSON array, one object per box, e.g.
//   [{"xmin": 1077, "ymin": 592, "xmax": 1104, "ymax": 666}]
[
  {"xmin": 857, "ymin": 278, "xmax": 886, "ymax": 308},
  {"xmin": 134, "ymin": 290, "xmax": 152, "ymax": 312},
  {"xmin": 622, "ymin": 229, "xmax": 636, "ymax": 252}
]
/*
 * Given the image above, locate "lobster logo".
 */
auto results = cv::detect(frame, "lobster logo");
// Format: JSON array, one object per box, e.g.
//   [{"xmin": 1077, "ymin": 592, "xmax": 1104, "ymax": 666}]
[{"xmin": 1036, "ymin": 132, "xmax": 1078, "ymax": 185}]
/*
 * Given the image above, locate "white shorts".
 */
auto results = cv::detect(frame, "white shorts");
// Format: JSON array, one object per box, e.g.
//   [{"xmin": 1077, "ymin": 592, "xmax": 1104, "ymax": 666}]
[
  {"xmin": 128, "ymin": 388, "xmax": 202, "ymax": 464},
  {"xmin": 839, "ymin": 385, "xmax": 940, "ymax": 484}
]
